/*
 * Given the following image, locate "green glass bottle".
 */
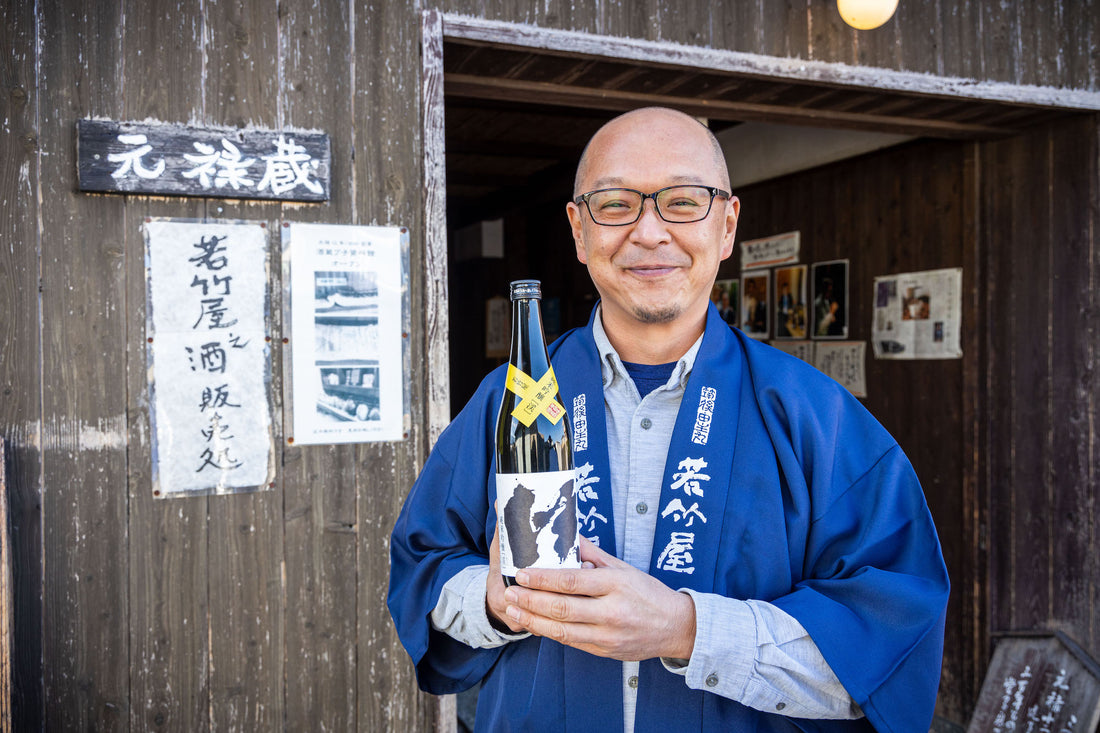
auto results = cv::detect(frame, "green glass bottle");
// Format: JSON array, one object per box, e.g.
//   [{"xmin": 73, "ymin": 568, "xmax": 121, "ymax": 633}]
[{"xmin": 494, "ymin": 280, "xmax": 579, "ymax": 587}]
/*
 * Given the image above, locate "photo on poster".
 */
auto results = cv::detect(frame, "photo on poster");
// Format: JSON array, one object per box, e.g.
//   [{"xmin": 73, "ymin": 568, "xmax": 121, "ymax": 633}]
[
  {"xmin": 741, "ymin": 272, "xmax": 769, "ymax": 339},
  {"xmin": 774, "ymin": 264, "xmax": 808, "ymax": 340},
  {"xmin": 286, "ymin": 222, "xmax": 408, "ymax": 444},
  {"xmin": 314, "ymin": 269, "xmax": 381, "ymax": 422},
  {"xmin": 811, "ymin": 259, "xmax": 849, "ymax": 340},
  {"xmin": 711, "ymin": 278, "xmax": 739, "ymax": 328}
]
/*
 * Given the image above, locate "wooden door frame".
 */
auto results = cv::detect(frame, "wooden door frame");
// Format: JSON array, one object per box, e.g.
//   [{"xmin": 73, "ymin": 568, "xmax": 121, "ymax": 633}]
[{"xmin": 418, "ymin": 10, "xmax": 1100, "ymax": 728}]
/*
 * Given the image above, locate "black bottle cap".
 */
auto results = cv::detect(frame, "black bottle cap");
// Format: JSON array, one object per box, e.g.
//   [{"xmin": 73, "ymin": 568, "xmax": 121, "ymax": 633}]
[{"xmin": 509, "ymin": 279, "xmax": 541, "ymax": 300}]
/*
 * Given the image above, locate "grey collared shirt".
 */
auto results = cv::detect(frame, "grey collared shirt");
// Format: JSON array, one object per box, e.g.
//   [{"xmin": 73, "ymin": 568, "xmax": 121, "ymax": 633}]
[{"xmin": 431, "ymin": 309, "xmax": 861, "ymax": 729}]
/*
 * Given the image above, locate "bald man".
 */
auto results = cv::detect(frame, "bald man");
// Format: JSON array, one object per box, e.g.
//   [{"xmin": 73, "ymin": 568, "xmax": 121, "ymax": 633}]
[{"xmin": 389, "ymin": 108, "xmax": 949, "ymax": 733}]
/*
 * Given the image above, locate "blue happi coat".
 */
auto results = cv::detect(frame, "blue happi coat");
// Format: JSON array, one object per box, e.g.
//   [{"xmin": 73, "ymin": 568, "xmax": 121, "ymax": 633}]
[{"xmin": 388, "ymin": 303, "xmax": 950, "ymax": 733}]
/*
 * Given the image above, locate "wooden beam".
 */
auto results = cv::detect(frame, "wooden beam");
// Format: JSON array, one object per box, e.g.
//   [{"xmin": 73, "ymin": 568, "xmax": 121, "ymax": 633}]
[
  {"xmin": 444, "ymin": 73, "xmax": 1014, "ymax": 139},
  {"xmin": 441, "ymin": 13, "xmax": 1100, "ymax": 113}
]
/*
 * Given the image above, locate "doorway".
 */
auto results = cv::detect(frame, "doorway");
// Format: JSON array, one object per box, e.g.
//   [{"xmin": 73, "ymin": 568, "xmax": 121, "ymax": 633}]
[{"xmin": 421, "ymin": 10, "xmax": 1088, "ymax": 728}]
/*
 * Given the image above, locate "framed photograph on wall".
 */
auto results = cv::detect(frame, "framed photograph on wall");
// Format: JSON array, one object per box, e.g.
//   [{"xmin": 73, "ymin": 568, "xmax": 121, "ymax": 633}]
[
  {"xmin": 711, "ymin": 278, "xmax": 739, "ymax": 329},
  {"xmin": 741, "ymin": 272, "xmax": 769, "ymax": 339},
  {"xmin": 811, "ymin": 259, "xmax": 849, "ymax": 340},
  {"xmin": 774, "ymin": 264, "xmax": 808, "ymax": 340}
]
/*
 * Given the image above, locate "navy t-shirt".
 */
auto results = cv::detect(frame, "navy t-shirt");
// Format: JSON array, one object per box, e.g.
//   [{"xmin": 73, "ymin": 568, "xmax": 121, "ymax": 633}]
[{"xmin": 622, "ymin": 360, "xmax": 677, "ymax": 400}]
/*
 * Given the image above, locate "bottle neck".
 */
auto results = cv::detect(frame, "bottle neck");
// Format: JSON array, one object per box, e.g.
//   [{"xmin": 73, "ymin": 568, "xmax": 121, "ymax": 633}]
[{"xmin": 509, "ymin": 297, "xmax": 549, "ymax": 374}]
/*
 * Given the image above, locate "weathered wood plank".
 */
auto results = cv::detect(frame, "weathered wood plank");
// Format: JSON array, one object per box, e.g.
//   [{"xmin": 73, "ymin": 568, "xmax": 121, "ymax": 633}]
[
  {"xmin": 37, "ymin": 1, "xmax": 131, "ymax": 729},
  {"xmin": 1010, "ymin": 128, "xmax": 1054, "ymax": 634},
  {"xmin": 781, "ymin": 1, "xmax": 812, "ymax": 62},
  {"xmin": 968, "ymin": 633, "xmax": 1100, "ymax": 732},
  {"xmin": 981, "ymin": 132, "xmax": 1016, "ymax": 638},
  {"xmin": 41, "ymin": 0, "xmax": 131, "ymax": 725},
  {"xmin": 808, "ymin": 0, "xmax": 857, "ymax": 66},
  {"xmin": 440, "ymin": 13, "xmax": 1100, "ymax": 111},
  {"xmin": 75, "ymin": 118, "xmax": 331, "ymax": 202},
  {"xmin": 201, "ymin": 1, "xmax": 284, "ymax": 730},
  {"xmin": 424, "ymin": 9, "xmax": 452, "ymax": 446},
  {"xmin": 443, "ymin": 73, "xmax": 1012, "ymax": 138},
  {"xmin": 959, "ymin": 141, "xmax": 988, "ymax": 718},
  {"xmin": 0, "ymin": 438, "xmax": 9, "ymax": 733},
  {"xmin": 983, "ymin": 128, "xmax": 1054, "ymax": 635},
  {"xmin": 978, "ymin": 0, "xmax": 1018, "ymax": 85},
  {"xmin": 354, "ymin": 4, "xmax": 439, "ymax": 731},
  {"xmin": 121, "ymin": 2, "xmax": 210, "ymax": 731},
  {"xmin": 0, "ymin": 0, "xmax": 42, "ymax": 727},
  {"xmin": 277, "ymin": 0, "xmax": 359, "ymax": 730},
  {"xmin": 1049, "ymin": 116, "xmax": 1098, "ymax": 651}
]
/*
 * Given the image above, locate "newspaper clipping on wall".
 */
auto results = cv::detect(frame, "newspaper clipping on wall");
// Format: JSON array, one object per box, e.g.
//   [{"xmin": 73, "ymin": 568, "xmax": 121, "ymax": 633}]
[{"xmin": 872, "ymin": 267, "xmax": 962, "ymax": 360}]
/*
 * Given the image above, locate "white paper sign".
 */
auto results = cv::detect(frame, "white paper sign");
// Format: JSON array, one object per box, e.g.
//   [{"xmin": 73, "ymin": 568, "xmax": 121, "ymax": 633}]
[
  {"xmin": 740, "ymin": 230, "xmax": 800, "ymax": 270},
  {"xmin": 771, "ymin": 340, "xmax": 814, "ymax": 363},
  {"xmin": 813, "ymin": 341, "xmax": 867, "ymax": 398},
  {"xmin": 872, "ymin": 267, "xmax": 962, "ymax": 359},
  {"xmin": 145, "ymin": 220, "xmax": 275, "ymax": 497},
  {"xmin": 286, "ymin": 223, "xmax": 406, "ymax": 444}
]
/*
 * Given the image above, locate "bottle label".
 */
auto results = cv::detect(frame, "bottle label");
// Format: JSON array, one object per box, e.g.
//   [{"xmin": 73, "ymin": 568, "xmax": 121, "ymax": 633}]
[
  {"xmin": 496, "ymin": 469, "xmax": 580, "ymax": 576},
  {"xmin": 505, "ymin": 364, "xmax": 565, "ymax": 427}
]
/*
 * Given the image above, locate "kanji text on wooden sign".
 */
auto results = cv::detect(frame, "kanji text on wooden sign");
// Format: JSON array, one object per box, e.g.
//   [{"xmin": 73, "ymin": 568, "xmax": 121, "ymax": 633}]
[{"xmin": 77, "ymin": 119, "xmax": 330, "ymax": 202}]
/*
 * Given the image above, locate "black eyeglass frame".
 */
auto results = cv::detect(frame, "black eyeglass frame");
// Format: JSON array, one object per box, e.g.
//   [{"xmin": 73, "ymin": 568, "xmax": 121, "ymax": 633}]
[{"xmin": 573, "ymin": 185, "xmax": 732, "ymax": 226}]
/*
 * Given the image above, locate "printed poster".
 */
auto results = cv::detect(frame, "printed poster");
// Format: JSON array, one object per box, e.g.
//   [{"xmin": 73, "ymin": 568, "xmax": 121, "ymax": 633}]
[
  {"xmin": 286, "ymin": 223, "xmax": 407, "ymax": 444},
  {"xmin": 740, "ymin": 230, "xmax": 800, "ymax": 270},
  {"xmin": 771, "ymin": 340, "xmax": 814, "ymax": 363},
  {"xmin": 872, "ymin": 267, "xmax": 962, "ymax": 359},
  {"xmin": 144, "ymin": 220, "xmax": 275, "ymax": 497},
  {"xmin": 813, "ymin": 341, "xmax": 867, "ymax": 398}
]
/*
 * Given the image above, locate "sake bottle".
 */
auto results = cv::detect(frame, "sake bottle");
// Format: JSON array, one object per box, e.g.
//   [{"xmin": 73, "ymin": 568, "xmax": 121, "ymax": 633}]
[{"xmin": 494, "ymin": 280, "xmax": 580, "ymax": 587}]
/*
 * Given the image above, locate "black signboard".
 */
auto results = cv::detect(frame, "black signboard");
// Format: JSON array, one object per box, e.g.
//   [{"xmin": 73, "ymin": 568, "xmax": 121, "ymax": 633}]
[
  {"xmin": 968, "ymin": 632, "xmax": 1100, "ymax": 732},
  {"xmin": 76, "ymin": 119, "xmax": 330, "ymax": 202}
]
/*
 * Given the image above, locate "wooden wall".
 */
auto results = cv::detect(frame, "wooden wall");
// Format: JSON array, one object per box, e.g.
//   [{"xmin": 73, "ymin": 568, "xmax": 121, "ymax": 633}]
[
  {"xmin": 435, "ymin": 0, "xmax": 1100, "ymax": 91},
  {"xmin": 1, "ymin": 0, "xmax": 1098, "ymax": 730},
  {"xmin": 0, "ymin": 1, "xmax": 434, "ymax": 730},
  {"xmin": 981, "ymin": 115, "xmax": 1100, "ymax": 669},
  {"xmin": 722, "ymin": 138, "xmax": 981, "ymax": 723}
]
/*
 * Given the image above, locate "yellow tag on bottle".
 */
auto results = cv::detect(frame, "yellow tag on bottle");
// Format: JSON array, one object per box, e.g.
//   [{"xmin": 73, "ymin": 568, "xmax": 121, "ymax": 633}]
[{"xmin": 505, "ymin": 364, "xmax": 565, "ymax": 427}]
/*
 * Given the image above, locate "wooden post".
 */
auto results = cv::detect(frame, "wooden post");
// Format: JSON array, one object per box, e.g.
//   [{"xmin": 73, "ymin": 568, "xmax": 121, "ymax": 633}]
[{"xmin": 0, "ymin": 439, "xmax": 11, "ymax": 733}]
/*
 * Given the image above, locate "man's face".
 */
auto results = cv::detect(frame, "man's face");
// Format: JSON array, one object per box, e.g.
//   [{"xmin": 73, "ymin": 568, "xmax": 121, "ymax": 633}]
[{"xmin": 567, "ymin": 110, "xmax": 739, "ymax": 333}]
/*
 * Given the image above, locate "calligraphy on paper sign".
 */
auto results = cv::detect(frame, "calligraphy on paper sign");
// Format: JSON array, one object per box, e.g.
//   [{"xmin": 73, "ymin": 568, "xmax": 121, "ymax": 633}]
[
  {"xmin": 78, "ymin": 119, "xmax": 330, "ymax": 202},
  {"xmin": 145, "ymin": 220, "xmax": 275, "ymax": 497}
]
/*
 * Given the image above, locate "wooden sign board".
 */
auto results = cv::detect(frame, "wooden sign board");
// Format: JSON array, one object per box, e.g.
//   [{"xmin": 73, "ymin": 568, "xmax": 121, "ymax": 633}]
[
  {"xmin": 76, "ymin": 119, "xmax": 330, "ymax": 202},
  {"xmin": 968, "ymin": 633, "xmax": 1100, "ymax": 733}
]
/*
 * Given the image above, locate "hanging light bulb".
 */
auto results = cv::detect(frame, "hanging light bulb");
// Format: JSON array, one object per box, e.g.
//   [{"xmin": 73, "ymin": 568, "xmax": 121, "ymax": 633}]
[{"xmin": 837, "ymin": 0, "xmax": 899, "ymax": 30}]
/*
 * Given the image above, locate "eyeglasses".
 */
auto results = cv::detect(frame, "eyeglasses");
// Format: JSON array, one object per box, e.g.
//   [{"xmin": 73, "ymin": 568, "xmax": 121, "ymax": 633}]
[{"xmin": 573, "ymin": 185, "xmax": 730, "ymax": 226}]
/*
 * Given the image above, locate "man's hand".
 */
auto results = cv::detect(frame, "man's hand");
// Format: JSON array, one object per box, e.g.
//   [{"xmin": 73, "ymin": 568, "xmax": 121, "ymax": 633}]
[
  {"xmin": 501, "ymin": 537, "xmax": 697, "ymax": 661},
  {"xmin": 485, "ymin": 522, "xmax": 528, "ymax": 633}
]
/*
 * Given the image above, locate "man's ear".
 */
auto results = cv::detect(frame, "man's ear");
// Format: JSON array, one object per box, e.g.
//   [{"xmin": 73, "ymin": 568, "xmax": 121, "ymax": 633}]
[
  {"xmin": 567, "ymin": 202, "xmax": 588, "ymax": 264},
  {"xmin": 719, "ymin": 197, "xmax": 740, "ymax": 261}
]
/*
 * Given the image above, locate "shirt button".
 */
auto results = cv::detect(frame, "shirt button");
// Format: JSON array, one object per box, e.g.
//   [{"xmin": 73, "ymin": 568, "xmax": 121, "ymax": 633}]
[
  {"xmin": 640, "ymin": 417, "xmax": 652, "ymax": 429},
  {"xmin": 628, "ymin": 675, "xmax": 639, "ymax": 689},
  {"xmin": 776, "ymin": 702, "xmax": 786, "ymax": 711},
  {"xmin": 635, "ymin": 502, "xmax": 648, "ymax": 514},
  {"xmin": 705, "ymin": 673, "xmax": 719, "ymax": 687}
]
